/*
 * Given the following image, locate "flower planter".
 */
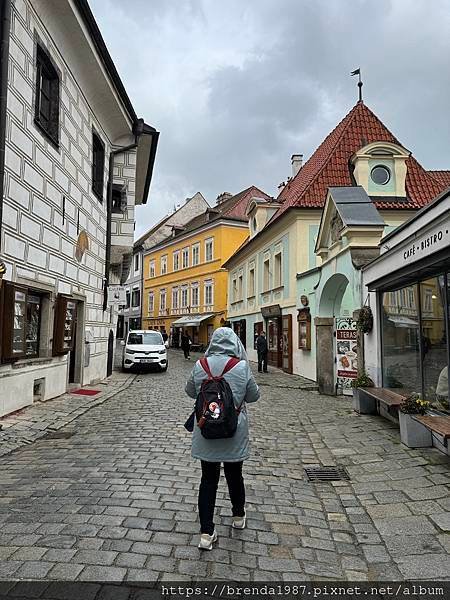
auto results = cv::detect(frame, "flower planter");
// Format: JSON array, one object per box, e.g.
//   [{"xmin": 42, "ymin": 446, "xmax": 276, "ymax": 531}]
[
  {"xmin": 399, "ymin": 412, "xmax": 432, "ymax": 448},
  {"xmin": 352, "ymin": 388, "xmax": 377, "ymax": 415}
]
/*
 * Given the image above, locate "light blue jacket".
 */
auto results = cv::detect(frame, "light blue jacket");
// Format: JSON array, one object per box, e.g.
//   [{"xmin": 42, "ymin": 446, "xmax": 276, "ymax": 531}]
[{"xmin": 185, "ymin": 328, "xmax": 260, "ymax": 462}]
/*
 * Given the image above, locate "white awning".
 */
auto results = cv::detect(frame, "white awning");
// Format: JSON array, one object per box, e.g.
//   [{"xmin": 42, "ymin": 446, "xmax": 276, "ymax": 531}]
[
  {"xmin": 388, "ymin": 316, "xmax": 419, "ymax": 328},
  {"xmin": 172, "ymin": 314, "xmax": 215, "ymax": 327}
]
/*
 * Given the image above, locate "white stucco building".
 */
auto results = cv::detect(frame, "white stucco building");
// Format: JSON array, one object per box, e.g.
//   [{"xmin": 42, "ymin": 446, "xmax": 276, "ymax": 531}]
[{"xmin": 0, "ymin": 0, "xmax": 159, "ymax": 416}]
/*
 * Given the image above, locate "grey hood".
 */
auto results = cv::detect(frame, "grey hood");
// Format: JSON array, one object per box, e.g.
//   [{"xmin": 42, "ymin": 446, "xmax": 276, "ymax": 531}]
[{"xmin": 204, "ymin": 327, "xmax": 247, "ymax": 361}]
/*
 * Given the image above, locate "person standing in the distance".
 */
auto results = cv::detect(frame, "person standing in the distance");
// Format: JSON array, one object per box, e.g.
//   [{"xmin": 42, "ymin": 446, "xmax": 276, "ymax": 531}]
[
  {"xmin": 181, "ymin": 329, "xmax": 191, "ymax": 360},
  {"xmin": 256, "ymin": 330, "xmax": 268, "ymax": 373},
  {"xmin": 185, "ymin": 327, "xmax": 260, "ymax": 550}
]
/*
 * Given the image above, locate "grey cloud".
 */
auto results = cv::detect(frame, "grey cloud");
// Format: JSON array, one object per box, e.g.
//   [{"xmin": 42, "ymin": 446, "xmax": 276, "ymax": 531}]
[{"xmin": 89, "ymin": 0, "xmax": 450, "ymax": 237}]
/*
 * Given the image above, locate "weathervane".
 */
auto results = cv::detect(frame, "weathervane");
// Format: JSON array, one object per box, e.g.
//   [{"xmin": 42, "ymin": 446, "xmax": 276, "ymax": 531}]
[{"xmin": 351, "ymin": 68, "xmax": 363, "ymax": 102}]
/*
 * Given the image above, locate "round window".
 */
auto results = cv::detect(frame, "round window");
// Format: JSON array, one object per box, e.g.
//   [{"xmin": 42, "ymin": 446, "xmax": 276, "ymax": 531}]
[{"xmin": 371, "ymin": 165, "xmax": 391, "ymax": 185}]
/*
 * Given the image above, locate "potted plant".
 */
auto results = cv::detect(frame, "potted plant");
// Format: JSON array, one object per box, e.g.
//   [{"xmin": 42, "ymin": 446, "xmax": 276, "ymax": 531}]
[
  {"xmin": 357, "ymin": 306, "xmax": 373, "ymax": 334},
  {"xmin": 399, "ymin": 393, "xmax": 432, "ymax": 448},
  {"xmin": 351, "ymin": 372, "xmax": 376, "ymax": 414}
]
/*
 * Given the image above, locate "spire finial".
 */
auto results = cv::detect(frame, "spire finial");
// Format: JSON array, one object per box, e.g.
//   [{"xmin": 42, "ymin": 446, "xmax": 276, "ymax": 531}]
[{"xmin": 351, "ymin": 68, "xmax": 363, "ymax": 102}]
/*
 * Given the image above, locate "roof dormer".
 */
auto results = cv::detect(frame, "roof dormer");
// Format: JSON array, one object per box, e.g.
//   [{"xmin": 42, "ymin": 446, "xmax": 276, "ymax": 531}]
[
  {"xmin": 246, "ymin": 196, "xmax": 279, "ymax": 238},
  {"xmin": 351, "ymin": 141, "xmax": 411, "ymax": 198}
]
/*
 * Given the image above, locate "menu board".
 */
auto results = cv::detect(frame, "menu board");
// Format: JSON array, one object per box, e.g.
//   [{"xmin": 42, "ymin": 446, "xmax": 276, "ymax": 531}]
[
  {"xmin": 335, "ymin": 317, "xmax": 357, "ymax": 395},
  {"xmin": 13, "ymin": 290, "xmax": 26, "ymax": 355}
]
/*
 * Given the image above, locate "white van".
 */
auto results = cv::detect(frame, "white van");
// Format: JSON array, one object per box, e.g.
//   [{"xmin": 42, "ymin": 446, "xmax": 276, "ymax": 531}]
[{"xmin": 122, "ymin": 330, "xmax": 168, "ymax": 372}]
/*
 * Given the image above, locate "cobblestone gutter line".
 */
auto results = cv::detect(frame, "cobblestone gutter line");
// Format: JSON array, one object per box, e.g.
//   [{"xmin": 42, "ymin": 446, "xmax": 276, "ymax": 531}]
[{"xmin": 0, "ymin": 373, "xmax": 137, "ymax": 459}]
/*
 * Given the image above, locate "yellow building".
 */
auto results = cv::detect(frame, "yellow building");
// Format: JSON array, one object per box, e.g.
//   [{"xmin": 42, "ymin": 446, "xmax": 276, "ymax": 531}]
[{"xmin": 142, "ymin": 187, "xmax": 269, "ymax": 347}]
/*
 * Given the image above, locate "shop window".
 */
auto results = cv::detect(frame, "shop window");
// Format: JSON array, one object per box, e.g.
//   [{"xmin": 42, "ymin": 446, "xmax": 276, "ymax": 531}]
[
  {"xmin": 53, "ymin": 295, "xmax": 77, "ymax": 355},
  {"xmin": 253, "ymin": 321, "xmax": 263, "ymax": 349},
  {"xmin": 129, "ymin": 317, "xmax": 141, "ymax": 330},
  {"xmin": 1, "ymin": 283, "xmax": 44, "ymax": 360},
  {"xmin": 381, "ymin": 285, "xmax": 421, "ymax": 394},
  {"xmin": 131, "ymin": 289, "xmax": 140, "ymax": 308},
  {"xmin": 34, "ymin": 44, "xmax": 59, "ymax": 146},
  {"xmin": 421, "ymin": 277, "xmax": 447, "ymax": 406},
  {"xmin": 92, "ymin": 131, "xmax": 105, "ymax": 201}
]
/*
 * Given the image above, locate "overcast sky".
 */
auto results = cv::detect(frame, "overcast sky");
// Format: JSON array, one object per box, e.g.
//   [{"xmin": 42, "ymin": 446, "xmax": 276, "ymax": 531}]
[{"xmin": 89, "ymin": 0, "xmax": 450, "ymax": 238}]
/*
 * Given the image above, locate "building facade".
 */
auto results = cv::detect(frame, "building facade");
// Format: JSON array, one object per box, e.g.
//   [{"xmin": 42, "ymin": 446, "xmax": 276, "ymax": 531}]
[
  {"xmin": 0, "ymin": 0, "xmax": 158, "ymax": 417},
  {"xmin": 225, "ymin": 102, "xmax": 448, "ymax": 381},
  {"xmin": 142, "ymin": 187, "xmax": 268, "ymax": 347},
  {"xmin": 117, "ymin": 192, "xmax": 209, "ymax": 340}
]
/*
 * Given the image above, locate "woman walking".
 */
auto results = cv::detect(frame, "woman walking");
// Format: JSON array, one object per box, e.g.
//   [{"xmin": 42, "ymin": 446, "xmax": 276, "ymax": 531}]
[
  {"xmin": 181, "ymin": 330, "xmax": 191, "ymax": 359},
  {"xmin": 185, "ymin": 327, "xmax": 259, "ymax": 550}
]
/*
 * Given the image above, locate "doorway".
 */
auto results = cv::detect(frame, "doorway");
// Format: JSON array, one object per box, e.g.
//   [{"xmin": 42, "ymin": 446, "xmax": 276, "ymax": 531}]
[
  {"xmin": 282, "ymin": 314, "xmax": 293, "ymax": 374},
  {"xmin": 107, "ymin": 330, "xmax": 114, "ymax": 377},
  {"xmin": 267, "ymin": 317, "xmax": 282, "ymax": 368}
]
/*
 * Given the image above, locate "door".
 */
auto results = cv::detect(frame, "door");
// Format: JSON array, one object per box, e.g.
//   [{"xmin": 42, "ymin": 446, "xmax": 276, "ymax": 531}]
[
  {"xmin": 68, "ymin": 318, "xmax": 77, "ymax": 383},
  {"xmin": 267, "ymin": 317, "xmax": 282, "ymax": 368},
  {"xmin": 107, "ymin": 330, "xmax": 114, "ymax": 377},
  {"xmin": 282, "ymin": 314, "xmax": 293, "ymax": 374}
]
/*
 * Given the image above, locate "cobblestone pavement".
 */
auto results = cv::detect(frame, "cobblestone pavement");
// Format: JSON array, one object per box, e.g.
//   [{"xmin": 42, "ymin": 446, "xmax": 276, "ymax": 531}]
[{"xmin": 0, "ymin": 350, "xmax": 448, "ymax": 583}]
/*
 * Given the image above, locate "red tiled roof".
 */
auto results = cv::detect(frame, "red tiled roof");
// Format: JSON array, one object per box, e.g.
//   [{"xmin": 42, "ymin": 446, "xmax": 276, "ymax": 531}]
[
  {"xmin": 274, "ymin": 102, "xmax": 443, "ymax": 220},
  {"xmin": 428, "ymin": 170, "xmax": 450, "ymax": 191},
  {"xmin": 222, "ymin": 185, "xmax": 271, "ymax": 220}
]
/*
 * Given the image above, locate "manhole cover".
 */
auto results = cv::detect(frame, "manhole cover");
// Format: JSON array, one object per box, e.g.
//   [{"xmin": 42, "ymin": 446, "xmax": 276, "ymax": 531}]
[
  {"xmin": 304, "ymin": 466, "xmax": 350, "ymax": 482},
  {"xmin": 43, "ymin": 430, "xmax": 75, "ymax": 440}
]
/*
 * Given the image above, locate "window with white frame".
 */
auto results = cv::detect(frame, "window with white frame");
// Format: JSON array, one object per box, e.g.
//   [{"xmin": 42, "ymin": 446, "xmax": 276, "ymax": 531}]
[
  {"xmin": 173, "ymin": 250, "xmax": 180, "ymax": 271},
  {"xmin": 181, "ymin": 286, "xmax": 188, "ymax": 308},
  {"xmin": 172, "ymin": 287, "xmax": 179, "ymax": 310},
  {"xmin": 192, "ymin": 243, "xmax": 200, "ymax": 266},
  {"xmin": 134, "ymin": 253, "xmax": 139, "ymax": 273},
  {"xmin": 160, "ymin": 289, "xmax": 166, "ymax": 313},
  {"xmin": 161, "ymin": 255, "xmax": 167, "ymax": 275},
  {"xmin": 131, "ymin": 287, "xmax": 140, "ymax": 308},
  {"xmin": 148, "ymin": 291, "xmax": 154, "ymax": 314},
  {"xmin": 182, "ymin": 247, "xmax": 189, "ymax": 269},
  {"xmin": 274, "ymin": 251, "xmax": 282, "ymax": 288},
  {"xmin": 149, "ymin": 260, "xmax": 155, "ymax": 278},
  {"xmin": 263, "ymin": 257, "xmax": 270, "ymax": 291},
  {"xmin": 205, "ymin": 280, "xmax": 214, "ymax": 307},
  {"xmin": 248, "ymin": 264, "xmax": 255, "ymax": 297},
  {"xmin": 232, "ymin": 276, "xmax": 238, "ymax": 302},
  {"xmin": 191, "ymin": 284, "xmax": 199, "ymax": 307},
  {"xmin": 238, "ymin": 272, "xmax": 243, "ymax": 300},
  {"xmin": 205, "ymin": 238, "xmax": 214, "ymax": 262}
]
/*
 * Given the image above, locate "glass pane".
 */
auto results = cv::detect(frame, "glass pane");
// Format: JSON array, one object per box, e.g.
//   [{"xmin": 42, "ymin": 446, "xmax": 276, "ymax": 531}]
[
  {"xmin": 63, "ymin": 301, "xmax": 76, "ymax": 350},
  {"xmin": 13, "ymin": 291, "xmax": 26, "ymax": 355},
  {"xmin": 26, "ymin": 295, "xmax": 41, "ymax": 356},
  {"xmin": 381, "ymin": 285, "xmax": 420, "ymax": 394}
]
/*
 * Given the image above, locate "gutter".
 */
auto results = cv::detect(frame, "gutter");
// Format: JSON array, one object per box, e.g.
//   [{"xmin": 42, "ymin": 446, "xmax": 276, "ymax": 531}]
[{"xmin": 0, "ymin": 0, "xmax": 11, "ymax": 258}]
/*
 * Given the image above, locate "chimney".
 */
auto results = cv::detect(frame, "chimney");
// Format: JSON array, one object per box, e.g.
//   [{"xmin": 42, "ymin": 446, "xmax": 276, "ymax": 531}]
[
  {"xmin": 216, "ymin": 192, "xmax": 233, "ymax": 205},
  {"xmin": 291, "ymin": 154, "xmax": 303, "ymax": 177}
]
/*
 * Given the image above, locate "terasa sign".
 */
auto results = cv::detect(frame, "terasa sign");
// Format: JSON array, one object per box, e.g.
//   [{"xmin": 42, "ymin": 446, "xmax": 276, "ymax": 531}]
[{"xmin": 403, "ymin": 226, "xmax": 449, "ymax": 261}]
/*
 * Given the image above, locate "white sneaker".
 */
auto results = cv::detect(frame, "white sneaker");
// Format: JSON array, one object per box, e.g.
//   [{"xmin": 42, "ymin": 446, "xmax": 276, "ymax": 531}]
[
  {"xmin": 232, "ymin": 511, "xmax": 246, "ymax": 529},
  {"xmin": 198, "ymin": 530, "xmax": 217, "ymax": 550}
]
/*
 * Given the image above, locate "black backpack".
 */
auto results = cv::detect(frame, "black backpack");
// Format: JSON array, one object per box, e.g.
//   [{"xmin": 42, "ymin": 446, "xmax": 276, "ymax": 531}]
[{"xmin": 195, "ymin": 357, "xmax": 241, "ymax": 439}]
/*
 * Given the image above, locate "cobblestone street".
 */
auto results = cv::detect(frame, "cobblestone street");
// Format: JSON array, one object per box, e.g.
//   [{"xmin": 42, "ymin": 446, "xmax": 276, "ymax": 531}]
[{"xmin": 0, "ymin": 350, "xmax": 449, "ymax": 583}]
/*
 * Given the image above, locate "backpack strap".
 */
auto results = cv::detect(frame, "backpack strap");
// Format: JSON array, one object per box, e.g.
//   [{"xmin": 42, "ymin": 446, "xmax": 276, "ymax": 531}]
[
  {"xmin": 221, "ymin": 357, "xmax": 240, "ymax": 376},
  {"xmin": 199, "ymin": 357, "xmax": 213, "ymax": 378}
]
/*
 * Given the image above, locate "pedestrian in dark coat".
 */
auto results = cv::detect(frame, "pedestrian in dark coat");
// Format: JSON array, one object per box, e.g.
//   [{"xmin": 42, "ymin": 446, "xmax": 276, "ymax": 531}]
[
  {"xmin": 181, "ymin": 330, "xmax": 191, "ymax": 359},
  {"xmin": 256, "ymin": 331, "xmax": 268, "ymax": 373}
]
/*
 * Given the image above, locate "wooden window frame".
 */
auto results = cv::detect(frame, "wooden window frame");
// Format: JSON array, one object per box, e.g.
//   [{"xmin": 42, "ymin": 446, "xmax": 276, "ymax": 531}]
[
  {"xmin": 34, "ymin": 43, "xmax": 60, "ymax": 147},
  {"xmin": 53, "ymin": 295, "xmax": 77, "ymax": 355},
  {"xmin": 92, "ymin": 131, "xmax": 105, "ymax": 201},
  {"xmin": 1, "ymin": 282, "xmax": 44, "ymax": 361}
]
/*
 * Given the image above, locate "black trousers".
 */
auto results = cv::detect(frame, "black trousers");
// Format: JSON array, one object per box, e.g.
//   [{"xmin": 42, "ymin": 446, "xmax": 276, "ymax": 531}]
[
  {"xmin": 183, "ymin": 347, "xmax": 190, "ymax": 358},
  {"xmin": 198, "ymin": 461, "xmax": 245, "ymax": 535},
  {"xmin": 257, "ymin": 352, "xmax": 268, "ymax": 372}
]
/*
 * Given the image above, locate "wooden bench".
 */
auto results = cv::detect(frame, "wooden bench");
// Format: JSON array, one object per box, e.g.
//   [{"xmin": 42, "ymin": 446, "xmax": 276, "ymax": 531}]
[
  {"xmin": 414, "ymin": 415, "xmax": 450, "ymax": 446},
  {"xmin": 362, "ymin": 387, "xmax": 407, "ymax": 414}
]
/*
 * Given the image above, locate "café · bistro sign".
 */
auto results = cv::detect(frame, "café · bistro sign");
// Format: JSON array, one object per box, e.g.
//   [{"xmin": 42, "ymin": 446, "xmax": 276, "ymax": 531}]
[{"xmin": 403, "ymin": 223, "xmax": 449, "ymax": 263}]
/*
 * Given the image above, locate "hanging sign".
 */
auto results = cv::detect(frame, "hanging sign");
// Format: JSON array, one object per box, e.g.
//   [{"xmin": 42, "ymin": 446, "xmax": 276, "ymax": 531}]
[
  {"xmin": 108, "ymin": 285, "xmax": 126, "ymax": 305},
  {"xmin": 335, "ymin": 317, "xmax": 358, "ymax": 395}
]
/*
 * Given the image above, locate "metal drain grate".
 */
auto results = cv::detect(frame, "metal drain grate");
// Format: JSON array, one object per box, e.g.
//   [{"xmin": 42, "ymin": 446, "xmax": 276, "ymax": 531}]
[
  {"xmin": 43, "ymin": 430, "xmax": 75, "ymax": 440},
  {"xmin": 304, "ymin": 466, "xmax": 350, "ymax": 482}
]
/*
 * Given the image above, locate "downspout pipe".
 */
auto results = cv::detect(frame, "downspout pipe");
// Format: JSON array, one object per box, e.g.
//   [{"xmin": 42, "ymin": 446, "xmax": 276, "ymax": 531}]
[
  {"xmin": 0, "ymin": 0, "xmax": 12, "ymax": 257},
  {"xmin": 102, "ymin": 128, "xmax": 142, "ymax": 311}
]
